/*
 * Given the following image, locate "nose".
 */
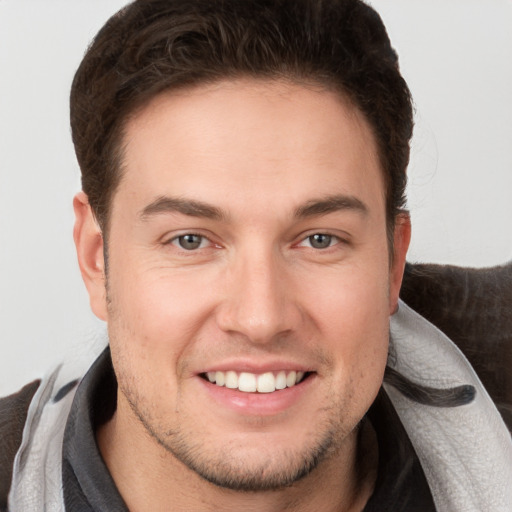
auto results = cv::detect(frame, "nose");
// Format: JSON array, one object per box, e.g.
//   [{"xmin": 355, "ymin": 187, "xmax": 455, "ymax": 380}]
[{"xmin": 216, "ymin": 248, "xmax": 300, "ymax": 345}]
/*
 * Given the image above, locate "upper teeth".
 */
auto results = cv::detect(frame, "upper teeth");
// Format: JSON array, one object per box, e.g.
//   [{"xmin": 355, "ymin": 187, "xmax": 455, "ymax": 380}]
[{"xmin": 206, "ymin": 370, "xmax": 305, "ymax": 393}]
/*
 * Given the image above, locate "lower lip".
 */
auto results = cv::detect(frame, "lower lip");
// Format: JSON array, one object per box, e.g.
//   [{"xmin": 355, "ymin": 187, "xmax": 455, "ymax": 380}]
[{"xmin": 197, "ymin": 374, "xmax": 315, "ymax": 416}]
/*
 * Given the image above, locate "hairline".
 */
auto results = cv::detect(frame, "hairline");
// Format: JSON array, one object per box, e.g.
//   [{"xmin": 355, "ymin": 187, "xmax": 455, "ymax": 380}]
[{"xmin": 95, "ymin": 74, "xmax": 403, "ymax": 258}]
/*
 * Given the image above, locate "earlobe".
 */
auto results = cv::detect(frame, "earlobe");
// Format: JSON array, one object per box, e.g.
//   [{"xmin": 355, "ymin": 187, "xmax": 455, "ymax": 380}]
[
  {"xmin": 389, "ymin": 213, "xmax": 412, "ymax": 315},
  {"xmin": 73, "ymin": 192, "xmax": 108, "ymax": 321}
]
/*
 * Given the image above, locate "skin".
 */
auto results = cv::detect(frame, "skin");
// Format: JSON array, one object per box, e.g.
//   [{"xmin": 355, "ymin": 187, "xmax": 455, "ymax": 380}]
[{"xmin": 74, "ymin": 79, "xmax": 410, "ymax": 512}]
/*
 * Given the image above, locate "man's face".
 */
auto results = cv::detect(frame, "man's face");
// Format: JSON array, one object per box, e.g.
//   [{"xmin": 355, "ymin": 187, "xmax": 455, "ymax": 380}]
[{"xmin": 81, "ymin": 79, "xmax": 409, "ymax": 490}]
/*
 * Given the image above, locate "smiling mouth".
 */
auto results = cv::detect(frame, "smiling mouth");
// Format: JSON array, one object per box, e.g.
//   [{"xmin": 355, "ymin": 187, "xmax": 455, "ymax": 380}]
[{"xmin": 200, "ymin": 370, "xmax": 311, "ymax": 393}]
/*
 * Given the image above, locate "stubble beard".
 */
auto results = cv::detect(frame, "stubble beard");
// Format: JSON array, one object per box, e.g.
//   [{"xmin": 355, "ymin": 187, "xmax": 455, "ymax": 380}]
[
  {"xmin": 119, "ymin": 377, "xmax": 354, "ymax": 493},
  {"xmin": 106, "ymin": 288, "xmax": 358, "ymax": 494}
]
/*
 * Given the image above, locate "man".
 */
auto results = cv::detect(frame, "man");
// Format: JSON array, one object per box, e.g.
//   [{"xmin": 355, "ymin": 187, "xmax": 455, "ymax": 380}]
[{"xmin": 1, "ymin": 0, "xmax": 511, "ymax": 510}]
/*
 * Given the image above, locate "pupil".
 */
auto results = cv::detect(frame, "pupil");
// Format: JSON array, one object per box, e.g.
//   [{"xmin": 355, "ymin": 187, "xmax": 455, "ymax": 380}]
[
  {"xmin": 179, "ymin": 234, "xmax": 202, "ymax": 250},
  {"xmin": 310, "ymin": 234, "xmax": 331, "ymax": 249}
]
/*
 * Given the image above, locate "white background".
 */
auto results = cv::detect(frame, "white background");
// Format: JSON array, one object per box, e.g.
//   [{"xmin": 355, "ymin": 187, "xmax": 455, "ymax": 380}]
[{"xmin": 1, "ymin": 0, "xmax": 511, "ymax": 395}]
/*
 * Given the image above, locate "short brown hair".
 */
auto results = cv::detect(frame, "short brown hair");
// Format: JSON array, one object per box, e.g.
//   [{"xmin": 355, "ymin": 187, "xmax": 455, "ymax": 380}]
[{"xmin": 70, "ymin": 0, "xmax": 413, "ymax": 235}]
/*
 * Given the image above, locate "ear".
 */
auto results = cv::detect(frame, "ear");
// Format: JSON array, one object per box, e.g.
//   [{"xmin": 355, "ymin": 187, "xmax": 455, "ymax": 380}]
[
  {"xmin": 73, "ymin": 191, "xmax": 108, "ymax": 321},
  {"xmin": 389, "ymin": 213, "xmax": 411, "ymax": 315}
]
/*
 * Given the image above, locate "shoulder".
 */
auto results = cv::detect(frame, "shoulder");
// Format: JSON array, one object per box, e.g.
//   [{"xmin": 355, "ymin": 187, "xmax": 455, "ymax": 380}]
[
  {"xmin": 0, "ymin": 380, "xmax": 41, "ymax": 511},
  {"xmin": 401, "ymin": 261, "xmax": 512, "ymax": 430}
]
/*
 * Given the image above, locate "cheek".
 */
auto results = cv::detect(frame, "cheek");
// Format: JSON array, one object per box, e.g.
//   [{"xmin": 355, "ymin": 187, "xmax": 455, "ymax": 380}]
[
  {"xmin": 105, "ymin": 269, "xmax": 203, "ymax": 410},
  {"xmin": 107, "ymin": 257, "xmax": 216, "ymax": 347},
  {"xmin": 304, "ymin": 260, "xmax": 390, "ymax": 339},
  {"xmin": 303, "ymin": 264, "xmax": 390, "ymax": 391},
  {"xmin": 322, "ymin": 292, "xmax": 389, "ymax": 377}
]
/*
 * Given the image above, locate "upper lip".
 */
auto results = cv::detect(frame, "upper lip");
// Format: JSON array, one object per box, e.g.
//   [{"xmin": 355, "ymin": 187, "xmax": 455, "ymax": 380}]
[{"xmin": 198, "ymin": 358, "xmax": 314, "ymax": 375}]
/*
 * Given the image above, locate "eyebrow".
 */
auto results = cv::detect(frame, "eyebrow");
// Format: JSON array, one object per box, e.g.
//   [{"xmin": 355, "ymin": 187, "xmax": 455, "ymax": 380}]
[
  {"xmin": 139, "ymin": 196, "xmax": 226, "ymax": 221},
  {"xmin": 139, "ymin": 193, "xmax": 368, "ymax": 222},
  {"xmin": 294, "ymin": 194, "xmax": 369, "ymax": 218}
]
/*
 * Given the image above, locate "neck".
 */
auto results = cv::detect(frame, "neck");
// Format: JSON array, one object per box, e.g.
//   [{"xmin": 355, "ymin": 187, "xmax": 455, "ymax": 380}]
[{"xmin": 97, "ymin": 399, "xmax": 378, "ymax": 512}]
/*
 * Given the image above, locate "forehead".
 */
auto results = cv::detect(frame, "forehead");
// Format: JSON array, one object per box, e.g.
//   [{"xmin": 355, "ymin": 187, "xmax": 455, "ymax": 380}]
[{"xmin": 116, "ymin": 79, "xmax": 384, "ymax": 221}]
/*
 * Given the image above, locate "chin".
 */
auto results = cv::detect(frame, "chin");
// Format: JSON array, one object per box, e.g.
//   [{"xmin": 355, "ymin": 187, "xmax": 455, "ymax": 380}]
[
  {"xmin": 140, "ymin": 405, "xmax": 353, "ymax": 493},
  {"xmin": 167, "ymin": 433, "xmax": 339, "ymax": 491}
]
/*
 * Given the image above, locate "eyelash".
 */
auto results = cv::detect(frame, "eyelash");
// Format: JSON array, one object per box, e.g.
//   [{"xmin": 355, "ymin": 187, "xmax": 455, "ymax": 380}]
[
  {"xmin": 167, "ymin": 232, "xmax": 345, "ymax": 252},
  {"xmin": 169, "ymin": 233, "xmax": 212, "ymax": 251},
  {"xmin": 296, "ymin": 233, "xmax": 342, "ymax": 250}
]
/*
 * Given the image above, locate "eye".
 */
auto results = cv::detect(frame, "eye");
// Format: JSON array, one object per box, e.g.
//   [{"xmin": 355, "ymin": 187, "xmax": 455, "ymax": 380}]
[
  {"xmin": 300, "ymin": 233, "xmax": 339, "ymax": 249},
  {"xmin": 171, "ymin": 234, "xmax": 208, "ymax": 250}
]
